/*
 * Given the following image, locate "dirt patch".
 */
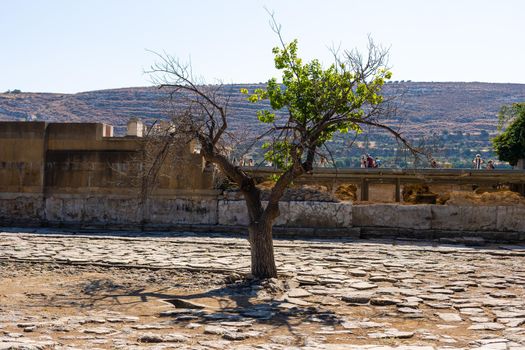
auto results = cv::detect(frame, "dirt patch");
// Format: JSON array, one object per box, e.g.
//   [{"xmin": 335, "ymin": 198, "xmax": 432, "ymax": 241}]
[{"xmin": 0, "ymin": 261, "xmax": 486, "ymax": 349}]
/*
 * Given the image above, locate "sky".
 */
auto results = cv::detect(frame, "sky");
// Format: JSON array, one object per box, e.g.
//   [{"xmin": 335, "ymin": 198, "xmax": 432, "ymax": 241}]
[{"xmin": 1, "ymin": 0, "xmax": 525, "ymax": 93}]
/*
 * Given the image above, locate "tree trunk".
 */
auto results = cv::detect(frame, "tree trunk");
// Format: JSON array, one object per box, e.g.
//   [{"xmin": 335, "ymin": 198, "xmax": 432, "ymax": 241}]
[{"xmin": 248, "ymin": 220, "xmax": 277, "ymax": 279}]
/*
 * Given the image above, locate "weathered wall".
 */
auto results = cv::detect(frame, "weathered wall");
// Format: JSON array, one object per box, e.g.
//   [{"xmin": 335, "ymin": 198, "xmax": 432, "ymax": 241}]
[
  {"xmin": 217, "ymin": 200, "xmax": 352, "ymax": 228},
  {"xmin": 0, "ymin": 122, "xmax": 47, "ymax": 193},
  {"xmin": 0, "ymin": 121, "xmax": 217, "ymax": 227},
  {"xmin": 352, "ymin": 203, "xmax": 525, "ymax": 233},
  {"xmin": 0, "ymin": 122, "xmax": 524, "ymax": 238},
  {"xmin": 43, "ymin": 193, "xmax": 219, "ymax": 226}
]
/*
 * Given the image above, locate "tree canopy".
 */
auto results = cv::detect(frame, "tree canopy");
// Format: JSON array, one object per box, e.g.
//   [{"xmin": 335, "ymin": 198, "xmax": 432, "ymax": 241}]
[
  {"xmin": 241, "ymin": 36, "xmax": 396, "ymax": 173},
  {"xmin": 492, "ymin": 103, "xmax": 525, "ymax": 166}
]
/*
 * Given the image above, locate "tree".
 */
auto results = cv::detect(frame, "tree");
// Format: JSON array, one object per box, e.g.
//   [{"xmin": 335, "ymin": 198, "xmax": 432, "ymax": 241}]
[
  {"xmin": 493, "ymin": 103, "xmax": 525, "ymax": 166},
  {"xmin": 149, "ymin": 22, "xmax": 415, "ymax": 279}
]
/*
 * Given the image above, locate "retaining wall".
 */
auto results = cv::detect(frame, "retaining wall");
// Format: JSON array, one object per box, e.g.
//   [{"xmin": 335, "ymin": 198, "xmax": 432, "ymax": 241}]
[
  {"xmin": 0, "ymin": 193, "xmax": 219, "ymax": 227},
  {"xmin": 2, "ymin": 193, "xmax": 525, "ymax": 238},
  {"xmin": 1, "ymin": 192, "xmax": 524, "ymax": 240},
  {"xmin": 217, "ymin": 200, "xmax": 352, "ymax": 228},
  {"xmin": 352, "ymin": 204, "xmax": 525, "ymax": 233}
]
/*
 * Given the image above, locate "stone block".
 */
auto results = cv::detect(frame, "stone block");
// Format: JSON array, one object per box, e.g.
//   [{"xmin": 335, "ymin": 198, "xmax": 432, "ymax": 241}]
[
  {"xmin": 458, "ymin": 206, "xmax": 497, "ymax": 231},
  {"xmin": 431, "ymin": 205, "xmax": 461, "ymax": 230},
  {"xmin": 432, "ymin": 205, "xmax": 498, "ymax": 231},
  {"xmin": 396, "ymin": 205, "xmax": 432, "ymax": 230},
  {"xmin": 149, "ymin": 197, "xmax": 217, "ymax": 225},
  {"xmin": 59, "ymin": 197, "xmax": 85, "ymax": 223},
  {"xmin": 285, "ymin": 201, "xmax": 351, "ymax": 228},
  {"xmin": 352, "ymin": 204, "xmax": 399, "ymax": 227},
  {"xmin": 217, "ymin": 200, "xmax": 350, "ymax": 228},
  {"xmin": 0, "ymin": 194, "xmax": 43, "ymax": 223},
  {"xmin": 218, "ymin": 200, "xmax": 249, "ymax": 226},
  {"xmin": 43, "ymin": 196, "xmax": 62, "ymax": 222},
  {"xmin": 496, "ymin": 206, "xmax": 525, "ymax": 232},
  {"xmin": 83, "ymin": 196, "xmax": 109, "ymax": 223},
  {"xmin": 114, "ymin": 197, "xmax": 142, "ymax": 224}
]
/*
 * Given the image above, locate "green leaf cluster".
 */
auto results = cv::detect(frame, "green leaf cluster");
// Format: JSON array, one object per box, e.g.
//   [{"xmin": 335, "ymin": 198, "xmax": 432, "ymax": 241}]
[
  {"xmin": 241, "ymin": 39, "xmax": 391, "ymax": 170},
  {"xmin": 262, "ymin": 141, "xmax": 292, "ymax": 170},
  {"xmin": 492, "ymin": 103, "xmax": 525, "ymax": 166}
]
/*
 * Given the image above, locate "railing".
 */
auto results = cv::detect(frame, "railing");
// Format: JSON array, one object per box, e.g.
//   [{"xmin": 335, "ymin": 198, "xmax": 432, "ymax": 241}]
[{"xmin": 242, "ymin": 167, "xmax": 525, "ymax": 201}]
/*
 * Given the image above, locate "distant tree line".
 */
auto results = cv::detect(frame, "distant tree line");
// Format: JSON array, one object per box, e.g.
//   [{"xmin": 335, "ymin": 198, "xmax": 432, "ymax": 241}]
[{"xmin": 4, "ymin": 89, "xmax": 22, "ymax": 94}]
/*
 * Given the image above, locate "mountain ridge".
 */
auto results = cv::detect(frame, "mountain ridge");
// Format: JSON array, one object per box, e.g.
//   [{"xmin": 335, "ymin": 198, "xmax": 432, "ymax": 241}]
[
  {"xmin": 1, "ymin": 82, "xmax": 525, "ymax": 167},
  {"xmin": 2, "ymin": 82, "xmax": 524, "ymax": 136}
]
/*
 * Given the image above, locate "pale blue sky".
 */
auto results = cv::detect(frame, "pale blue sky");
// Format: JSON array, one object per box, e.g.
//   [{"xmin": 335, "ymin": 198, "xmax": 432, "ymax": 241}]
[{"xmin": 1, "ymin": 0, "xmax": 524, "ymax": 93}]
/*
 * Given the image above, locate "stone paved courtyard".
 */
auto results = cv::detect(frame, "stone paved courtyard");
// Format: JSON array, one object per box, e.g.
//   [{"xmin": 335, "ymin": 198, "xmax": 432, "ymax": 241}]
[{"xmin": 1, "ymin": 230, "xmax": 525, "ymax": 349}]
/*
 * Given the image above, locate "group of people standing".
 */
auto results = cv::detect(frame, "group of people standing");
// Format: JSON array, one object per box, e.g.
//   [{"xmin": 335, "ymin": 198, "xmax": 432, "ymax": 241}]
[
  {"xmin": 237, "ymin": 153, "xmax": 496, "ymax": 170},
  {"xmin": 430, "ymin": 154, "xmax": 495, "ymax": 170},
  {"xmin": 360, "ymin": 154, "xmax": 381, "ymax": 168},
  {"xmin": 472, "ymin": 154, "xmax": 495, "ymax": 170}
]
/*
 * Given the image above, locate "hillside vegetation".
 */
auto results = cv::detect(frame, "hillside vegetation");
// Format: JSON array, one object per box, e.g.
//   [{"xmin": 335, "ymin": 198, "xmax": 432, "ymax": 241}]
[{"xmin": 1, "ymin": 82, "xmax": 524, "ymax": 168}]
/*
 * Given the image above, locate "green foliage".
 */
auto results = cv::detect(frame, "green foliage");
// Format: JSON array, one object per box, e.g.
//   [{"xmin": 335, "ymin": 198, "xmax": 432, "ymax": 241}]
[
  {"xmin": 262, "ymin": 141, "xmax": 292, "ymax": 169},
  {"xmin": 256, "ymin": 110, "xmax": 275, "ymax": 123},
  {"xmin": 492, "ymin": 103, "xmax": 525, "ymax": 166},
  {"xmin": 5, "ymin": 89, "xmax": 22, "ymax": 94},
  {"xmin": 243, "ymin": 39, "xmax": 391, "ymax": 171}
]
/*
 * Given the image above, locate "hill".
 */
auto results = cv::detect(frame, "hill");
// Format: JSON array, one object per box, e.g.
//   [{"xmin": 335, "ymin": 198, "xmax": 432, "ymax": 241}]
[{"xmin": 1, "ymin": 82, "xmax": 525, "ymax": 167}]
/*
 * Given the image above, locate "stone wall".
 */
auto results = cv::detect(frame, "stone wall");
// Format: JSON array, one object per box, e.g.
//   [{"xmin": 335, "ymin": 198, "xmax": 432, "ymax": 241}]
[
  {"xmin": 352, "ymin": 203, "xmax": 525, "ymax": 233},
  {"xmin": 217, "ymin": 200, "xmax": 352, "ymax": 228},
  {"xmin": 0, "ymin": 121, "xmax": 524, "ymax": 238},
  {"xmin": 0, "ymin": 121, "xmax": 217, "ymax": 227},
  {"xmin": 0, "ymin": 192, "xmax": 221, "ymax": 228}
]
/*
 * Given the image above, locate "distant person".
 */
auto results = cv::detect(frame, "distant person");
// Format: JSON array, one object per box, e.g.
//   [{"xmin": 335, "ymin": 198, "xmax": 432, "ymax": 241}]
[
  {"xmin": 374, "ymin": 157, "xmax": 381, "ymax": 168},
  {"xmin": 486, "ymin": 160, "xmax": 495, "ymax": 170},
  {"xmin": 248, "ymin": 159, "xmax": 254, "ymax": 167},
  {"xmin": 320, "ymin": 156, "xmax": 328, "ymax": 167},
  {"xmin": 360, "ymin": 155, "xmax": 367, "ymax": 168},
  {"xmin": 430, "ymin": 158, "xmax": 439, "ymax": 168},
  {"xmin": 472, "ymin": 154, "xmax": 484, "ymax": 169},
  {"xmin": 366, "ymin": 154, "xmax": 375, "ymax": 168}
]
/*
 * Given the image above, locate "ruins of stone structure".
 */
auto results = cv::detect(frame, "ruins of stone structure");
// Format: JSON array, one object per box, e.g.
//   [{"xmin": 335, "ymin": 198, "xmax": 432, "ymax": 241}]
[
  {"xmin": 0, "ymin": 121, "xmax": 524, "ymax": 240},
  {"xmin": 0, "ymin": 121, "xmax": 217, "ymax": 227}
]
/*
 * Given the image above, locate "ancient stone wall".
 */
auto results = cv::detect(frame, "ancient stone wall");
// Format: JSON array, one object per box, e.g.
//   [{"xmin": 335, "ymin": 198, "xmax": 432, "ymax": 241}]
[
  {"xmin": 0, "ymin": 121, "xmax": 217, "ymax": 227},
  {"xmin": 352, "ymin": 203, "xmax": 525, "ymax": 233},
  {"xmin": 0, "ymin": 122, "xmax": 524, "ymax": 238},
  {"xmin": 217, "ymin": 200, "xmax": 352, "ymax": 228}
]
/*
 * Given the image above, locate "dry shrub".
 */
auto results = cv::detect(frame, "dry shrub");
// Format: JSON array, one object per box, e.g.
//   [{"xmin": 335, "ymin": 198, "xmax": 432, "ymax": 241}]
[
  {"xmin": 334, "ymin": 184, "xmax": 357, "ymax": 201},
  {"xmin": 444, "ymin": 190, "xmax": 525, "ymax": 206},
  {"xmin": 300, "ymin": 184, "xmax": 329, "ymax": 192},
  {"xmin": 257, "ymin": 180, "xmax": 276, "ymax": 190},
  {"xmin": 402, "ymin": 184, "xmax": 437, "ymax": 204},
  {"xmin": 436, "ymin": 192, "xmax": 450, "ymax": 205}
]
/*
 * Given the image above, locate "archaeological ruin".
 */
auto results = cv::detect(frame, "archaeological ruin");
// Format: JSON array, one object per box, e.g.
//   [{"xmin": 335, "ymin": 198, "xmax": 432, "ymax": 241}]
[{"xmin": 0, "ymin": 121, "xmax": 524, "ymax": 242}]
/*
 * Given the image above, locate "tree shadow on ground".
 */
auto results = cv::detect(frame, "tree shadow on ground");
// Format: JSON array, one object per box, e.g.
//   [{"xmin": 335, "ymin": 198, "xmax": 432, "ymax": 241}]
[{"xmin": 34, "ymin": 273, "xmax": 345, "ymax": 344}]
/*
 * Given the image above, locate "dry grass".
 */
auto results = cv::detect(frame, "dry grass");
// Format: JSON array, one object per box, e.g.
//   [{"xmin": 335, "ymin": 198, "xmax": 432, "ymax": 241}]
[
  {"xmin": 444, "ymin": 190, "xmax": 525, "ymax": 206},
  {"xmin": 402, "ymin": 184, "xmax": 437, "ymax": 204},
  {"xmin": 334, "ymin": 184, "xmax": 357, "ymax": 201}
]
